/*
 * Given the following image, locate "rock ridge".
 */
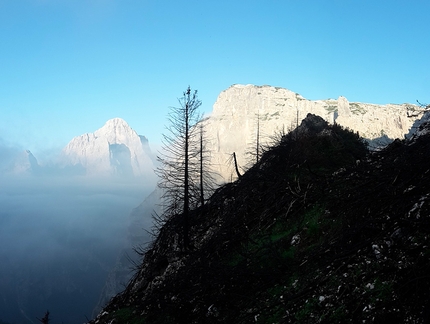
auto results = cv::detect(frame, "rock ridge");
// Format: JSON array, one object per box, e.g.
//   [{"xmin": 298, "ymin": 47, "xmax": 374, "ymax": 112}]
[{"xmin": 206, "ymin": 84, "xmax": 418, "ymax": 181}]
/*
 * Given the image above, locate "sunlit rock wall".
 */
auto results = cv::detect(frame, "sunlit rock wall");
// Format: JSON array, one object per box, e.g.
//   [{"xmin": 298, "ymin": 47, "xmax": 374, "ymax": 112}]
[{"xmin": 206, "ymin": 84, "xmax": 417, "ymax": 181}]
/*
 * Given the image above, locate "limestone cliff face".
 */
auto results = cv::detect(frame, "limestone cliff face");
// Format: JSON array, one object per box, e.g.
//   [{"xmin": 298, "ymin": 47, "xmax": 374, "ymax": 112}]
[
  {"xmin": 206, "ymin": 84, "xmax": 417, "ymax": 181},
  {"xmin": 61, "ymin": 118, "xmax": 155, "ymax": 178},
  {"xmin": 332, "ymin": 95, "xmax": 412, "ymax": 140}
]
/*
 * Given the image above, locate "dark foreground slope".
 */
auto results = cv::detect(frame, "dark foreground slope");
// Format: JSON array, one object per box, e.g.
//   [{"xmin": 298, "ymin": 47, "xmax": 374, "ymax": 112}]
[{"xmin": 90, "ymin": 114, "xmax": 430, "ymax": 323}]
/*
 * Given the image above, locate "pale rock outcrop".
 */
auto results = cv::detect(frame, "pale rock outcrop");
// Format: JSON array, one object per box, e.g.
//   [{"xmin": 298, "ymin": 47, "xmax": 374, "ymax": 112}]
[
  {"xmin": 337, "ymin": 96, "xmax": 351, "ymax": 117},
  {"xmin": 61, "ymin": 118, "xmax": 155, "ymax": 178},
  {"xmin": 205, "ymin": 84, "xmax": 418, "ymax": 181},
  {"xmin": 10, "ymin": 150, "xmax": 40, "ymax": 175},
  {"xmin": 334, "ymin": 100, "xmax": 412, "ymax": 141}
]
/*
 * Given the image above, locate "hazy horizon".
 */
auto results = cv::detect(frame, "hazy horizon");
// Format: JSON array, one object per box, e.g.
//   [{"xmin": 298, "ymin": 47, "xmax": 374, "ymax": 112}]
[{"xmin": 0, "ymin": 171, "xmax": 156, "ymax": 323}]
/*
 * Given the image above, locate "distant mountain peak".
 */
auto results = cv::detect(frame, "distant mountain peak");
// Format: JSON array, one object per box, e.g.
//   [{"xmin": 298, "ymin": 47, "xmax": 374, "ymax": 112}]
[
  {"xmin": 61, "ymin": 118, "xmax": 155, "ymax": 178},
  {"xmin": 94, "ymin": 118, "xmax": 137, "ymax": 144},
  {"xmin": 101, "ymin": 117, "xmax": 131, "ymax": 131},
  {"xmin": 10, "ymin": 149, "xmax": 40, "ymax": 174}
]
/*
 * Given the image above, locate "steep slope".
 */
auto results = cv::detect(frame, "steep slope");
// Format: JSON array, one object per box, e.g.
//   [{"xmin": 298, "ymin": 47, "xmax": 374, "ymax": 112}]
[
  {"xmin": 9, "ymin": 149, "xmax": 40, "ymax": 175},
  {"xmin": 90, "ymin": 114, "xmax": 430, "ymax": 323},
  {"xmin": 92, "ymin": 189, "xmax": 162, "ymax": 318},
  {"xmin": 61, "ymin": 118, "xmax": 155, "ymax": 178},
  {"xmin": 205, "ymin": 84, "xmax": 417, "ymax": 181}
]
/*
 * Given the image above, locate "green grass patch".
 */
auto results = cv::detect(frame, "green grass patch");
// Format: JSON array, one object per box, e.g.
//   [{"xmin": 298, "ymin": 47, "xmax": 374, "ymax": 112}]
[
  {"xmin": 281, "ymin": 246, "xmax": 296, "ymax": 260},
  {"xmin": 303, "ymin": 205, "xmax": 325, "ymax": 237},
  {"xmin": 370, "ymin": 279, "xmax": 393, "ymax": 303},
  {"xmin": 110, "ymin": 308, "xmax": 146, "ymax": 324},
  {"xmin": 294, "ymin": 297, "xmax": 318, "ymax": 321}
]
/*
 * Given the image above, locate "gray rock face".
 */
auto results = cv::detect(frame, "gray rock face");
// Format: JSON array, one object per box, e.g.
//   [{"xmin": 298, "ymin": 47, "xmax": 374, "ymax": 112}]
[
  {"xmin": 337, "ymin": 96, "xmax": 351, "ymax": 117},
  {"xmin": 10, "ymin": 149, "xmax": 40, "ymax": 175},
  {"xmin": 61, "ymin": 118, "xmax": 155, "ymax": 178},
  {"xmin": 205, "ymin": 84, "xmax": 418, "ymax": 181}
]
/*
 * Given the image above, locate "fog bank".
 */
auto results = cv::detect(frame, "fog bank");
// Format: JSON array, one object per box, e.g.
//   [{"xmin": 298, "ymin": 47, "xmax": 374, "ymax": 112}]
[{"xmin": 0, "ymin": 174, "xmax": 156, "ymax": 324}]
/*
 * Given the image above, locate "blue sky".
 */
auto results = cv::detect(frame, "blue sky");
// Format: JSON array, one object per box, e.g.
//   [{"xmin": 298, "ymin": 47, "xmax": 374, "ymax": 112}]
[{"xmin": 0, "ymin": 0, "xmax": 429, "ymax": 158}]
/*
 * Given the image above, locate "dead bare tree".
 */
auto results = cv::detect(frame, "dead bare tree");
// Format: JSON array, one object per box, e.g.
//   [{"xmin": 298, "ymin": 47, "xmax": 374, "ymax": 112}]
[
  {"xmin": 233, "ymin": 152, "xmax": 242, "ymax": 179},
  {"xmin": 156, "ymin": 86, "xmax": 209, "ymax": 251},
  {"xmin": 406, "ymin": 100, "xmax": 430, "ymax": 118}
]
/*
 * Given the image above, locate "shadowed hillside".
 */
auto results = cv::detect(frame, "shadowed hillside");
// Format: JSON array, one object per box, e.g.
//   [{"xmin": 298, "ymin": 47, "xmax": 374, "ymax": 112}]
[{"xmin": 90, "ymin": 114, "xmax": 430, "ymax": 323}]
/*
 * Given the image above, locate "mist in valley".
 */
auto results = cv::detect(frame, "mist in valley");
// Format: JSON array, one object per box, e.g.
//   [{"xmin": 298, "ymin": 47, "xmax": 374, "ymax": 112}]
[{"xmin": 0, "ymin": 144, "xmax": 156, "ymax": 323}]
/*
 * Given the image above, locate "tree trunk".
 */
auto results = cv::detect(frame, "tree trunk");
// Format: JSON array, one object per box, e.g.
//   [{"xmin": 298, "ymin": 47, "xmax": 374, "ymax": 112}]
[{"xmin": 233, "ymin": 152, "xmax": 242, "ymax": 179}]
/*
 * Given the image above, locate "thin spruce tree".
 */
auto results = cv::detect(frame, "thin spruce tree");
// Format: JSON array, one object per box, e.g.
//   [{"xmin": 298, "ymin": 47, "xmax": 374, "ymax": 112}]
[{"xmin": 156, "ymin": 86, "xmax": 211, "ymax": 251}]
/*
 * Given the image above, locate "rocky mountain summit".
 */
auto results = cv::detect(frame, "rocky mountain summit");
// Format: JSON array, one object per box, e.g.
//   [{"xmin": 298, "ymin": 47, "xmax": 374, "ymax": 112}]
[
  {"xmin": 61, "ymin": 118, "xmax": 155, "ymax": 178},
  {"xmin": 90, "ymin": 113, "xmax": 430, "ymax": 323},
  {"xmin": 2, "ymin": 118, "xmax": 157, "ymax": 180},
  {"xmin": 206, "ymin": 84, "xmax": 418, "ymax": 181}
]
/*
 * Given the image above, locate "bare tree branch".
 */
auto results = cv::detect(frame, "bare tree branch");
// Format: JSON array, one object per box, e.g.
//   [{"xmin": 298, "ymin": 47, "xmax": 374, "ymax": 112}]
[{"xmin": 155, "ymin": 86, "xmax": 215, "ymax": 251}]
